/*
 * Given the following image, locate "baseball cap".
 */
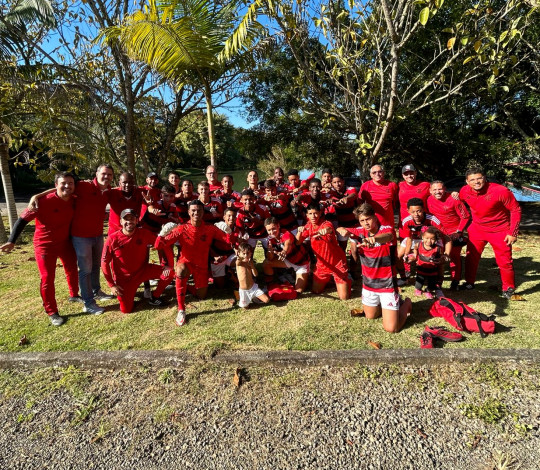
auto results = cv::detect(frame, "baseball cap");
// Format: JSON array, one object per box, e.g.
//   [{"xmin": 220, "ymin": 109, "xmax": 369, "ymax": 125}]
[
  {"xmin": 120, "ymin": 208, "xmax": 138, "ymax": 219},
  {"xmin": 402, "ymin": 164, "xmax": 416, "ymax": 173},
  {"xmin": 147, "ymin": 172, "xmax": 158, "ymax": 178}
]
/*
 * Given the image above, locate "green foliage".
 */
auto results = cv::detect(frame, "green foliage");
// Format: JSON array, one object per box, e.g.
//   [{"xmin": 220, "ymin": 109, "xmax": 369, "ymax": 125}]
[{"xmin": 460, "ymin": 398, "xmax": 508, "ymax": 424}]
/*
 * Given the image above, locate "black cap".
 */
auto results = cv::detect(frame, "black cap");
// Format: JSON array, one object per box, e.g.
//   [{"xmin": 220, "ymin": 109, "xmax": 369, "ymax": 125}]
[
  {"xmin": 120, "ymin": 208, "xmax": 138, "ymax": 219},
  {"xmin": 402, "ymin": 164, "xmax": 416, "ymax": 173},
  {"xmin": 147, "ymin": 172, "xmax": 158, "ymax": 178}
]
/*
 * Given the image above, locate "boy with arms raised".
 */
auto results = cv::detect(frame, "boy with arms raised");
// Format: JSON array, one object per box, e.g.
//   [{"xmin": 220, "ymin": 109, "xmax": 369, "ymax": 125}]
[
  {"xmin": 337, "ymin": 204, "xmax": 412, "ymax": 333},
  {"xmin": 297, "ymin": 203, "xmax": 351, "ymax": 299}
]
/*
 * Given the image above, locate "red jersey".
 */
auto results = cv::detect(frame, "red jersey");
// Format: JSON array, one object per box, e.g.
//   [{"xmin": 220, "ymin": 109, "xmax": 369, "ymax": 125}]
[
  {"xmin": 261, "ymin": 194, "xmax": 298, "ymax": 231},
  {"xmin": 20, "ymin": 192, "xmax": 75, "ymax": 247},
  {"xmin": 141, "ymin": 200, "xmax": 181, "ymax": 233},
  {"xmin": 215, "ymin": 189, "xmax": 242, "ymax": 209},
  {"xmin": 398, "ymin": 181, "xmax": 430, "ymax": 222},
  {"xmin": 459, "ymin": 182, "xmax": 521, "ymax": 236},
  {"xmin": 402, "ymin": 213, "xmax": 444, "ymax": 241},
  {"xmin": 298, "ymin": 220, "xmax": 347, "ymax": 270},
  {"xmin": 268, "ymin": 230, "xmax": 309, "ymax": 265},
  {"xmin": 416, "ymin": 242, "xmax": 442, "ymax": 277},
  {"xmin": 107, "ymin": 188, "xmax": 144, "ymax": 234},
  {"xmin": 209, "ymin": 181, "xmax": 223, "ymax": 193},
  {"xmin": 359, "ymin": 180, "xmax": 398, "ymax": 227},
  {"xmin": 347, "ymin": 225, "xmax": 397, "ymax": 293},
  {"xmin": 101, "ymin": 227, "xmax": 157, "ymax": 285},
  {"xmin": 426, "ymin": 193, "xmax": 470, "ymax": 234},
  {"xmin": 71, "ymin": 178, "xmax": 110, "ymax": 237},
  {"xmin": 326, "ymin": 187, "xmax": 358, "ymax": 227},
  {"xmin": 201, "ymin": 197, "xmax": 224, "ymax": 225},
  {"xmin": 139, "ymin": 185, "xmax": 161, "ymax": 218},
  {"xmin": 236, "ymin": 204, "xmax": 271, "ymax": 239},
  {"xmin": 156, "ymin": 222, "xmax": 231, "ymax": 268}
]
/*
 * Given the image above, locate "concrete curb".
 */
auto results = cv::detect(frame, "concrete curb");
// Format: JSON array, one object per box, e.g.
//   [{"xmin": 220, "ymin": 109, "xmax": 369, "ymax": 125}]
[{"xmin": 1, "ymin": 349, "xmax": 539, "ymax": 370}]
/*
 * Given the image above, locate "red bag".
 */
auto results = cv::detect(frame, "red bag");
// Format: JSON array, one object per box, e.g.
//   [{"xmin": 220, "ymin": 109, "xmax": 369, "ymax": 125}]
[
  {"xmin": 268, "ymin": 282, "xmax": 297, "ymax": 301},
  {"xmin": 429, "ymin": 297, "xmax": 496, "ymax": 337}
]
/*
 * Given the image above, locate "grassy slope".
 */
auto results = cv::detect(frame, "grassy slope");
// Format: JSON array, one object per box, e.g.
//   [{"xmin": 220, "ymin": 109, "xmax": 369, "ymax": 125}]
[{"xmin": 1, "ymin": 225, "xmax": 539, "ymax": 354}]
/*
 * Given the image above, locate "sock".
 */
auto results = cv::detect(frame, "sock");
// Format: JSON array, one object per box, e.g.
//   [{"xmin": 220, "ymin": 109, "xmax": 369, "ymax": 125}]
[{"xmin": 176, "ymin": 276, "xmax": 188, "ymax": 310}]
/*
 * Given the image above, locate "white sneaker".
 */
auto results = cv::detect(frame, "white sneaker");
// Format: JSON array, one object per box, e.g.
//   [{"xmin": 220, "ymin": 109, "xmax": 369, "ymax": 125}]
[
  {"xmin": 143, "ymin": 288, "xmax": 152, "ymax": 299},
  {"xmin": 175, "ymin": 310, "xmax": 186, "ymax": 326},
  {"xmin": 83, "ymin": 303, "xmax": 105, "ymax": 315},
  {"xmin": 149, "ymin": 279, "xmax": 159, "ymax": 287}
]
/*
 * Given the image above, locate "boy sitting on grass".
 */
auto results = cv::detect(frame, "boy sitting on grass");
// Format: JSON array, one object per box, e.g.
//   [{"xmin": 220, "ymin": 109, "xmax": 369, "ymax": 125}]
[
  {"xmin": 297, "ymin": 203, "xmax": 351, "ymax": 300},
  {"xmin": 236, "ymin": 242, "xmax": 270, "ymax": 308},
  {"xmin": 337, "ymin": 204, "xmax": 412, "ymax": 333}
]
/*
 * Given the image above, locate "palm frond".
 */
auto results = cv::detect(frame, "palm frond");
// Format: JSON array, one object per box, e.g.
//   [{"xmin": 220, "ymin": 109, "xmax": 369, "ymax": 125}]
[{"xmin": 5, "ymin": 0, "xmax": 56, "ymax": 27}]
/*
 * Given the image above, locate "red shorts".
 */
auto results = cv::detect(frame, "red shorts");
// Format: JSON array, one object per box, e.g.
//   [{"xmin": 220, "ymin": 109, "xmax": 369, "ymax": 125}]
[
  {"xmin": 313, "ymin": 263, "xmax": 349, "ymax": 285},
  {"xmin": 178, "ymin": 258, "xmax": 209, "ymax": 289}
]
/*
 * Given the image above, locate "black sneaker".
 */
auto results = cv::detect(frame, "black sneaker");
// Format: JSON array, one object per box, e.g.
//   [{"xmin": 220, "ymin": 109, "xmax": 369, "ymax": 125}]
[
  {"xmin": 458, "ymin": 282, "xmax": 474, "ymax": 291},
  {"xmin": 94, "ymin": 290, "xmax": 115, "ymax": 301},
  {"xmin": 49, "ymin": 313, "xmax": 65, "ymax": 326},
  {"xmin": 502, "ymin": 287, "xmax": 515, "ymax": 300},
  {"xmin": 68, "ymin": 295, "xmax": 84, "ymax": 303},
  {"xmin": 147, "ymin": 296, "xmax": 168, "ymax": 307}
]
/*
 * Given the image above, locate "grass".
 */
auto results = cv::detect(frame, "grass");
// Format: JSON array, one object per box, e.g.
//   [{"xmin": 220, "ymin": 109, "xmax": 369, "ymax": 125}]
[{"xmin": 1, "ymin": 222, "xmax": 539, "ymax": 353}]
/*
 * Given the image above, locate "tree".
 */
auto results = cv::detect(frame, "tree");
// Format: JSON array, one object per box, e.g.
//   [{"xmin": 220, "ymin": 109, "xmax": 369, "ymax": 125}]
[
  {"xmin": 0, "ymin": 0, "xmax": 56, "ymax": 235},
  {"xmin": 100, "ymin": 0, "xmax": 267, "ymax": 168},
  {"xmin": 248, "ymin": 0, "xmax": 538, "ymax": 176}
]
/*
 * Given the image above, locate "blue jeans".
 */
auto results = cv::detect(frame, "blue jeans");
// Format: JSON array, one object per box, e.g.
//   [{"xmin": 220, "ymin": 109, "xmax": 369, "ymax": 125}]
[{"xmin": 72, "ymin": 236, "xmax": 104, "ymax": 305}]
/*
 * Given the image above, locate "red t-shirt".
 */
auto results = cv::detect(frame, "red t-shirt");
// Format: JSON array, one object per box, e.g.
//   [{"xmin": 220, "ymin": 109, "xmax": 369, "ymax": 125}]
[
  {"xmin": 416, "ymin": 242, "xmax": 442, "ymax": 277},
  {"xmin": 398, "ymin": 181, "xmax": 430, "ymax": 222},
  {"xmin": 402, "ymin": 213, "xmax": 445, "ymax": 241},
  {"xmin": 459, "ymin": 182, "xmax": 521, "ymax": 236},
  {"xmin": 426, "ymin": 193, "xmax": 470, "ymax": 234},
  {"xmin": 108, "ymin": 188, "xmax": 144, "ymax": 234},
  {"xmin": 209, "ymin": 182, "xmax": 223, "ymax": 193},
  {"xmin": 71, "ymin": 179, "xmax": 110, "ymax": 238},
  {"xmin": 236, "ymin": 204, "xmax": 271, "ymax": 239},
  {"xmin": 101, "ymin": 227, "xmax": 157, "ymax": 285},
  {"xmin": 347, "ymin": 224, "xmax": 397, "ymax": 293},
  {"xmin": 141, "ymin": 201, "xmax": 181, "ymax": 233},
  {"xmin": 268, "ymin": 230, "xmax": 309, "ymax": 266},
  {"xmin": 156, "ymin": 222, "xmax": 231, "ymax": 269},
  {"xmin": 20, "ymin": 192, "xmax": 75, "ymax": 247},
  {"xmin": 359, "ymin": 180, "xmax": 398, "ymax": 227},
  {"xmin": 215, "ymin": 189, "xmax": 242, "ymax": 209},
  {"xmin": 298, "ymin": 220, "xmax": 347, "ymax": 271}
]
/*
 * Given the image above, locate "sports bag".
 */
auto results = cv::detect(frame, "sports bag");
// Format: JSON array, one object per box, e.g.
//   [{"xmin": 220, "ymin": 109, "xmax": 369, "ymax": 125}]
[
  {"xmin": 428, "ymin": 297, "xmax": 496, "ymax": 338},
  {"xmin": 268, "ymin": 282, "xmax": 297, "ymax": 301}
]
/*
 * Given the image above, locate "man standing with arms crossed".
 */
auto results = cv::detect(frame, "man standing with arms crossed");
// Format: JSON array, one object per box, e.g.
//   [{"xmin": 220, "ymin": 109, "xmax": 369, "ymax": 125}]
[
  {"xmin": 459, "ymin": 167, "xmax": 521, "ymax": 298},
  {"xmin": 1, "ymin": 172, "xmax": 80, "ymax": 326}
]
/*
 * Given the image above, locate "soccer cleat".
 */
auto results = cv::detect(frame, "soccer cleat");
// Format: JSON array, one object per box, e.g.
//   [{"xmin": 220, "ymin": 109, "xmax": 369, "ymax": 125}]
[
  {"xmin": 147, "ymin": 296, "xmax": 168, "ymax": 307},
  {"xmin": 143, "ymin": 288, "xmax": 152, "ymax": 299},
  {"xmin": 423, "ymin": 291, "xmax": 434, "ymax": 299},
  {"xmin": 93, "ymin": 290, "xmax": 115, "ymax": 301},
  {"xmin": 83, "ymin": 303, "xmax": 105, "ymax": 315},
  {"xmin": 458, "ymin": 282, "xmax": 474, "ymax": 291},
  {"xmin": 424, "ymin": 325, "xmax": 463, "ymax": 342},
  {"xmin": 68, "ymin": 296, "xmax": 84, "ymax": 303},
  {"xmin": 502, "ymin": 287, "xmax": 515, "ymax": 300},
  {"xmin": 49, "ymin": 313, "xmax": 65, "ymax": 326},
  {"xmin": 414, "ymin": 289, "xmax": 423, "ymax": 297},
  {"xmin": 175, "ymin": 310, "xmax": 186, "ymax": 326},
  {"xmin": 420, "ymin": 332, "xmax": 434, "ymax": 349}
]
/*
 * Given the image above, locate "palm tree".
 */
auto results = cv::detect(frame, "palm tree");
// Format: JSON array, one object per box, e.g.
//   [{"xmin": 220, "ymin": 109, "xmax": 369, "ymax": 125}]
[
  {"xmin": 100, "ymin": 0, "xmax": 266, "ymax": 167},
  {"xmin": 0, "ymin": 0, "xmax": 56, "ymax": 237}
]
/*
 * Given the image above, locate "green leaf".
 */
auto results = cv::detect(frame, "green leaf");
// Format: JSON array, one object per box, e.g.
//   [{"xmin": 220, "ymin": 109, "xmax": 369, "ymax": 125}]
[
  {"xmin": 499, "ymin": 30, "xmax": 508, "ymax": 43},
  {"xmin": 463, "ymin": 56, "xmax": 474, "ymax": 65},
  {"xmin": 419, "ymin": 7, "xmax": 430, "ymax": 25},
  {"xmin": 473, "ymin": 40, "xmax": 482, "ymax": 53},
  {"xmin": 435, "ymin": 0, "xmax": 444, "ymax": 8},
  {"xmin": 461, "ymin": 37, "xmax": 469, "ymax": 46},
  {"xmin": 442, "ymin": 28, "xmax": 454, "ymax": 33}
]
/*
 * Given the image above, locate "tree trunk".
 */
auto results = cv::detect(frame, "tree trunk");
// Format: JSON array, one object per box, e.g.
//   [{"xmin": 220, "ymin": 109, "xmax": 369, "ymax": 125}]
[
  {"xmin": 204, "ymin": 82, "xmax": 216, "ymax": 168},
  {"xmin": 0, "ymin": 142, "xmax": 18, "ymax": 232}
]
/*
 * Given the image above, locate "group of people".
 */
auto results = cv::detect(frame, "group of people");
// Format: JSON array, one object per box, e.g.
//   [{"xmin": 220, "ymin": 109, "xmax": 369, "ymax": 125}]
[{"xmin": 1, "ymin": 162, "xmax": 521, "ymax": 333}]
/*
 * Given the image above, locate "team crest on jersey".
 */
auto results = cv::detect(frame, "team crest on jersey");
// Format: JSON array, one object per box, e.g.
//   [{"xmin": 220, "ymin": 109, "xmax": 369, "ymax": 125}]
[{"xmin": 485, "ymin": 194, "xmax": 492, "ymax": 201}]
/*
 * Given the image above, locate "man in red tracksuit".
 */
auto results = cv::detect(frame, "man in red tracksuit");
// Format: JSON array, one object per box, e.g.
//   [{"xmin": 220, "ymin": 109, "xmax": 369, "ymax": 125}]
[
  {"xmin": 459, "ymin": 167, "xmax": 521, "ymax": 297},
  {"xmin": 156, "ymin": 200, "xmax": 236, "ymax": 327},
  {"xmin": 108, "ymin": 171, "xmax": 143, "ymax": 234},
  {"xmin": 1, "ymin": 172, "xmax": 79, "ymax": 326},
  {"xmin": 358, "ymin": 164, "xmax": 398, "ymax": 228},
  {"xmin": 101, "ymin": 209, "xmax": 174, "ymax": 314},
  {"xmin": 427, "ymin": 180, "xmax": 471, "ymax": 290}
]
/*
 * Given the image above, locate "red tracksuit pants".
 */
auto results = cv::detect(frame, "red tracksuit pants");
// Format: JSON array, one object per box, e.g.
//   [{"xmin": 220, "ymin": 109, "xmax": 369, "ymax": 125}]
[
  {"xmin": 35, "ymin": 242, "xmax": 79, "ymax": 316},
  {"xmin": 449, "ymin": 245, "xmax": 463, "ymax": 282},
  {"xmin": 115, "ymin": 264, "xmax": 174, "ymax": 313},
  {"xmin": 465, "ymin": 224, "xmax": 515, "ymax": 290}
]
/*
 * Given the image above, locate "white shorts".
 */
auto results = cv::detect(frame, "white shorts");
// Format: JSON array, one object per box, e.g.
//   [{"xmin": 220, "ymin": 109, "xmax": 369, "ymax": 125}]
[
  {"xmin": 239, "ymin": 283, "xmax": 265, "ymax": 308},
  {"xmin": 283, "ymin": 259, "xmax": 310, "ymax": 275},
  {"xmin": 362, "ymin": 288, "xmax": 400, "ymax": 311},
  {"xmin": 211, "ymin": 253, "xmax": 236, "ymax": 278}
]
